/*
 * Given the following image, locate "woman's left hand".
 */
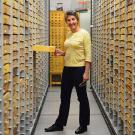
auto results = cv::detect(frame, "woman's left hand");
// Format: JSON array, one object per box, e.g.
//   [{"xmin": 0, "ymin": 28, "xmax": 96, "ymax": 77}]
[{"xmin": 83, "ymin": 72, "xmax": 89, "ymax": 82}]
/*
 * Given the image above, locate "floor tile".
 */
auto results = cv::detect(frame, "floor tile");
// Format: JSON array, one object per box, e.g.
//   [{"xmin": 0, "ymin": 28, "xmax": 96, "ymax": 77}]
[
  {"xmin": 34, "ymin": 86, "xmax": 111, "ymax": 135},
  {"xmin": 34, "ymin": 114, "xmax": 110, "ymax": 135}
]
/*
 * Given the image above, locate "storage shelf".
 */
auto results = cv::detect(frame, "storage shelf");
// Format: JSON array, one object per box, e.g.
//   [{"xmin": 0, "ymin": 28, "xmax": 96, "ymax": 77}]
[
  {"xmin": 91, "ymin": 0, "xmax": 134, "ymax": 135},
  {"xmin": 0, "ymin": 0, "xmax": 49, "ymax": 135},
  {"xmin": 49, "ymin": 11, "xmax": 66, "ymax": 85}
]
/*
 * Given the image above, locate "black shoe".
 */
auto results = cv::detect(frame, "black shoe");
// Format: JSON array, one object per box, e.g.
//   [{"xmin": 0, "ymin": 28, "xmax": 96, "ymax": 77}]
[
  {"xmin": 75, "ymin": 126, "xmax": 87, "ymax": 134},
  {"xmin": 44, "ymin": 124, "xmax": 63, "ymax": 132}
]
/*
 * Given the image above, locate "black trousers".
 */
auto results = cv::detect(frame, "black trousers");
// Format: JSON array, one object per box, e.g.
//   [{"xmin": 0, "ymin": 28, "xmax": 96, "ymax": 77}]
[{"xmin": 55, "ymin": 66, "xmax": 90, "ymax": 127}]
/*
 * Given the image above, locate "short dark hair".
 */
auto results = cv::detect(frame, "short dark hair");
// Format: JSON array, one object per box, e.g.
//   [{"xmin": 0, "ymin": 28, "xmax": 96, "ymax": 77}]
[{"xmin": 65, "ymin": 10, "xmax": 79, "ymax": 22}]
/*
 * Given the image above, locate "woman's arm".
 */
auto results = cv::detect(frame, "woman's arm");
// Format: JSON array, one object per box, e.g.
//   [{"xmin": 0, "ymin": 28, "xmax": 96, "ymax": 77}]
[
  {"xmin": 83, "ymin": 31, "xmax": 91, "ymax": 81},
  {"xmin": 83, "ymin": 61, "xmax": 91, "ymax": 81}
]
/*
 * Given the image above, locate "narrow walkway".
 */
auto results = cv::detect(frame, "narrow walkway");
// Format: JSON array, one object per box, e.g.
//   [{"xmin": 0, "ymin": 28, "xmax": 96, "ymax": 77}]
[{"xmin": 34, "ymin": 86, "xmax": 111, "ymax": 135}]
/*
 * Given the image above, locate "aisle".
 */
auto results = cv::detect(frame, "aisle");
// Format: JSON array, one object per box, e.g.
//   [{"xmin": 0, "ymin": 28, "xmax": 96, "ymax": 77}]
[{"xmin": 34, "ymin": 86, "xmax": 111, "ymax": 135}]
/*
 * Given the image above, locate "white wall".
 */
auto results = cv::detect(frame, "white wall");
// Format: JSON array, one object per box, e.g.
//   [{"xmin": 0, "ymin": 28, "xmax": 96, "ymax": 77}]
[
  {"xmin": 70, "ymin": 0, "xmax": 80, "ymax": 10},
  {"xmin": 80, "ymin": 10, "xmax": 91, "ymax": 33},
  {"xmin": 50, "ymin": 0, "xmax": 72, "ymax": 11},
  {"xmin": 50, "ymin": 0, "xmax": 81, "ymax": 11}
]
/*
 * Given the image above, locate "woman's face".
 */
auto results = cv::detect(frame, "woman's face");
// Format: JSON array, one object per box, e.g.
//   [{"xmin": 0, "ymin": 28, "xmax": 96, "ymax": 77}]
[{"xmin": 66, "ymin": 15, "xmax": 78, "ymax": 32}]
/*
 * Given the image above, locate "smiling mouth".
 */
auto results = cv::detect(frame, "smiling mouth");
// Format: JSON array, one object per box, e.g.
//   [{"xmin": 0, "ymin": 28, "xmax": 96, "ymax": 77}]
[{"xmin": 70, "ymin": 24, "xmax": 75, "ymax": 27}]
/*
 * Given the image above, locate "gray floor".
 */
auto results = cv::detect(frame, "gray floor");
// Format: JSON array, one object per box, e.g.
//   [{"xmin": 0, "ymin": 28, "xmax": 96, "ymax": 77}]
[{"xmin": 34, "ymin": 86, "xmax": 111, "ymax": 135}]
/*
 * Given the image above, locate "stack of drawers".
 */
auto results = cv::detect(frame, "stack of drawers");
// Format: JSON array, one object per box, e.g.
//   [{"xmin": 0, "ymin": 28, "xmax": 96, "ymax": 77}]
[{"xmin": 50, "ymin": 11, "xmax": 66, "ymax": 85}]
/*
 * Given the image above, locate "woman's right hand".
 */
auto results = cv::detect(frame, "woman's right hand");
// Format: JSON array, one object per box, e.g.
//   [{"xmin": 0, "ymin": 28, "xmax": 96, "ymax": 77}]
[{"xmin": 55, "ymin": 48, "xmax": 65, "ymax": 56}]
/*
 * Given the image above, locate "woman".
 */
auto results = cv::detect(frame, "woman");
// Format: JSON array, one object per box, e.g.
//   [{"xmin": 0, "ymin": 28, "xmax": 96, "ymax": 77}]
[{"xmin": 45, "ymin": 10, "xmax": 91, "ymax": 134}]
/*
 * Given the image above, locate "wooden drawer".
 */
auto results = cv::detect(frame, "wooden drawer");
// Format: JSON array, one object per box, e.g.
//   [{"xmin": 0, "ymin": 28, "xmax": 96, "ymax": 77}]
[
  {"xmin": 120, "ymin": 35, "xmax": 125, "ymax": 41},
  {"xmin": 13, "ymin": 0, "xmax": 18, "ymax": 10},
  {"xmin": 13, "ymin": 26, "xmax": 18, "ymax": 34},
  {"xmin": 120, "ymin": 28, "xmax": 125, "ymax": 35},
  {"xmin": 127, "ymin": 0, "xmax": 133, "ymax": 6},
  {"xmin": 121, "ymin": 1, "xmax": 125, "ymax": 9},
  {"xmin": 127, "ymin": 35, "xmax": 132, "ymax": 42},
  {"xmin": 127, "ymin": 27, "xmax": 132, "ymax": 34},
  {"xmin": 3, "ymin": 0, "xmax": 11, "ymax": 6},
  {"xmin": 20, "ymin": 0, "xmax": 24, "ymax": 5},
  {"xmin": 3, "ymin": 15, "xmax": 10, "ymax": 25},
  {"xmin": 127, "ymin": 5, "xmax": 133, "ymax": 13},
  {"xmin": 3, "ymin": 35, "xmax": 10, "ymax": 44},
  {"xmin": 120, "ymin": 14, "xmax": 125, "ymax": 21},
  {"xmin": 13, "ymin": 35, "xmax": 18, "ymax": 43},
  {"xmin": 127, "ymin": 11, "xmax": 133, "ymax": 20},
  {"xmin": 13, "ymin": 18, "xmax": 18, "ymax": 26},
  {"xmin": 13, "ymin": 9, "xmax": 18, "ymax": 18},
  {"xmin": 3, "ymin": 44, "xmax": 10, "ymax": 54},
  {"xmin": 20, "ymin": 20, "xmax": 25, "ymax": 27},
  {"xmin": 13, "ymin": 60, "xmax": 18, "ymax": 68},
  {"xmin": 3, "ymin": 25, "xmax": 10, "ymax": 34},
  {"xmin": 13, "ymin": 51, "xmax": 18, "ymax": 60},
  {"xmin": 20, "ymin": 5, "xmax": 24, "ymax": 12},
  {"xmin": 3, "ymin": 4, "xmax": 10, "ymax": 15},
  {"xmin": 127, "ymin": 20, "xmax": 132, "ymax": 27},
  {"xmin": 3, "ymin": 63, "xmax": 10, "ymax": 74},
  {"xmin": 13, "ymin": 43, "xmax": 18, "ymax": 51},
  {"xmin": 3, "ymin": 73, "xmax": 10, "ymax": 82},
  {"xmin": 127, "ymin": 42, "xmax": 132, "ymax": 50}
]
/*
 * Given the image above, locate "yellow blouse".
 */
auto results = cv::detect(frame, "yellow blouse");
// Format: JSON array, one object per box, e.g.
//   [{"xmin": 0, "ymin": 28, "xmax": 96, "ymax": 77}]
[{"xmin": 64, "ymin": 29, "xmax": 91, "ymax": 67}]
